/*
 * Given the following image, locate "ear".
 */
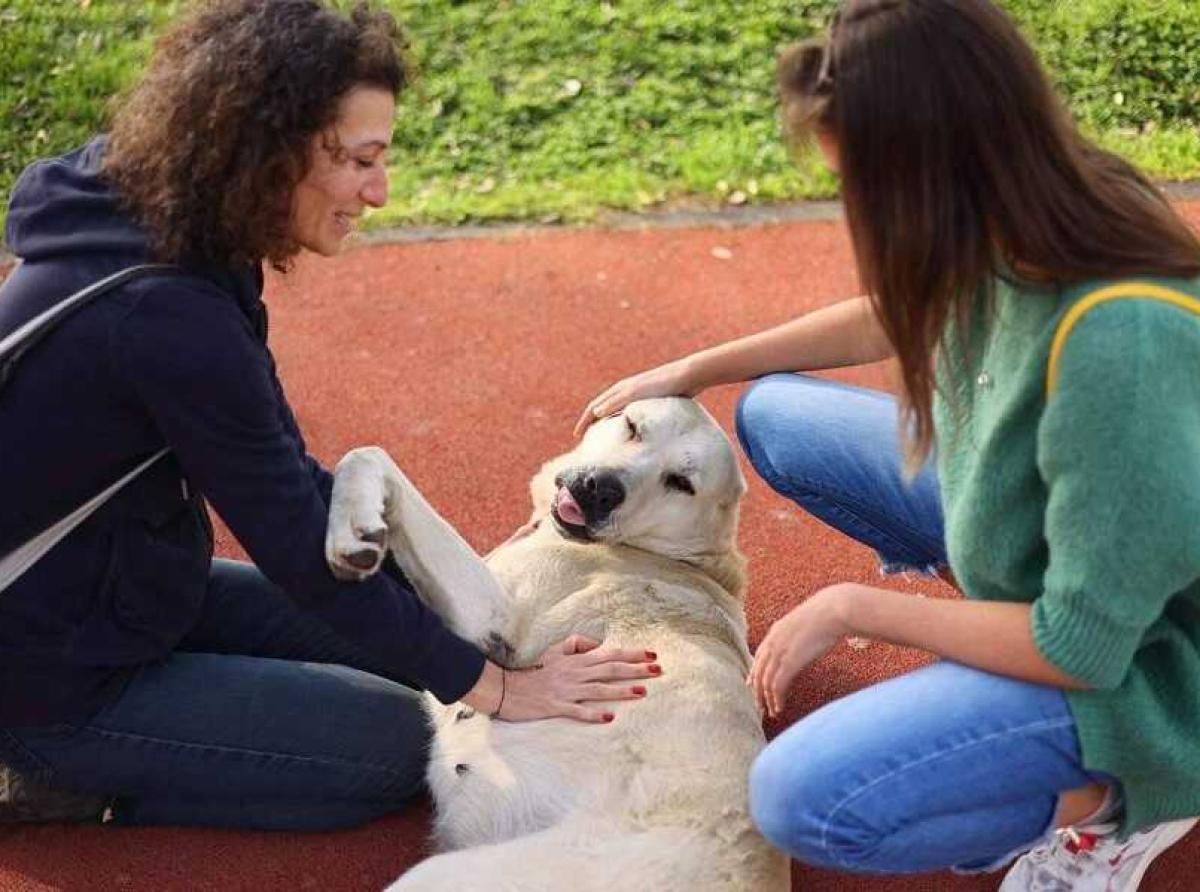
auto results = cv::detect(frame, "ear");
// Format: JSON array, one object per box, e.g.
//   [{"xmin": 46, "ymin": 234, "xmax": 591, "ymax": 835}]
[
  {"xmin": 699, "ymin": 547, "xmax": 748, "ymax": 600},
  {"xmin": 733, "ymin": 463, "xmax": 748, "ymax": 498},
  {"xmin": 716, "ymin": 463, "xmax": 749, "ymax": 512}
]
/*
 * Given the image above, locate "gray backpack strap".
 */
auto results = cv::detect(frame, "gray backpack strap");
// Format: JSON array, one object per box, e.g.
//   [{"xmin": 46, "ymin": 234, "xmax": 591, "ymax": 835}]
[
  {"xmin": 0, "ymin": 264, "xmax": 175, "ymax": 390},
  {"xmin": 0, "ymin": 448, "xmax": 169, "ymax": 592},
  {"xmin": 0, "ymin": 263, "xmax": 178, "ymax": 593}
]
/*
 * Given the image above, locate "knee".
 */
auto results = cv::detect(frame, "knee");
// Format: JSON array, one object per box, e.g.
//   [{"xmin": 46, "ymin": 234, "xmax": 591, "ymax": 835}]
[
  {"xmin": 749, "ymin": 738, "xmax": 828, "ymax": 866},
  {"xmin": 735, "ymin": 375, "xmax": 809, "ymax": 488},
  {"xmin": 749, "ymin": 737, "xmax": 885, "ymax": 873},
  {"xmin": 380, "ymin": 724, "xmax": 432, "ymax": 803},
  {"xmin": 735, "ymin": 376, "xmax": 784, "ymax": 450},
  {"xmin": 341, "ymin": 687, "xmax": 432, "ymax": 806}
]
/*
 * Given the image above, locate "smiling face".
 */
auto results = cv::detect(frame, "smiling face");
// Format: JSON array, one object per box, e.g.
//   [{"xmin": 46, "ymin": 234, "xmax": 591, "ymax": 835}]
[
  {"xmin": 536, "ymin": 398, "xmax": 747, "ymax": 562},
  {"xmin": 290, "ymin": 85, "xmax": 395, "ymax": 257}
]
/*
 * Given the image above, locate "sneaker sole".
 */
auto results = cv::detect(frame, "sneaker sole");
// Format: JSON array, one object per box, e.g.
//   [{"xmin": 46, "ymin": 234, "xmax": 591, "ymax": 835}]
[{"xmin": 1124, "ymin": 817, "xmax": 1199, "ymax": 889}]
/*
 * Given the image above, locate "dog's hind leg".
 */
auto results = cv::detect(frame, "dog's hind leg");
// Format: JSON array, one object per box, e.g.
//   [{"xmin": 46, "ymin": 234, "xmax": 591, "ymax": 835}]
[
  {"xmin": 325, "ymin": 446, "xmax": 513, "ymax": 654},
  {"xmin": 385, "ymin": 820, "xmax": 787, "ymax": 892}
]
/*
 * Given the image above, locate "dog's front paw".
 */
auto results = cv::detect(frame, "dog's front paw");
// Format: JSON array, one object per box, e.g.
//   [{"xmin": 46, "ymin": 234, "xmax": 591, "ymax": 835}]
[{"xmin": 325, "ymin": 512, "xmax": 389, "ymax": 581}]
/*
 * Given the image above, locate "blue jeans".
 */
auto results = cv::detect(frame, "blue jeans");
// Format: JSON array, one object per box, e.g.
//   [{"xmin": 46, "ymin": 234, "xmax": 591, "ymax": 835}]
[
  {"xmin": 736, "ymin": 374, "xmax": 1108, "ymax": 874},
  {"xmin": 0, "ymin": 560, "xmax": 430, "ymax": 830}
]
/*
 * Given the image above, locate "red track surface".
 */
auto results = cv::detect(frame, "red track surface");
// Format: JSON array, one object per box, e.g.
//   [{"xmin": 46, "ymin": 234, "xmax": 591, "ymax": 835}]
[{"xmin": 2, "ymin": 204, "xmax": 1198, "ymax": 890}]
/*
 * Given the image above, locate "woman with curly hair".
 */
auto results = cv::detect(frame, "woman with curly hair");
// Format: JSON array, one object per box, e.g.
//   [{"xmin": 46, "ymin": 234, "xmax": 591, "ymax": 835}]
[
  {"xmin": 0, "ymin": 0, "xmax": 656, "ymax": 829},
  {"xmin": 579, "ymin": 0, "xmax": 1200, "ymax": 887}
]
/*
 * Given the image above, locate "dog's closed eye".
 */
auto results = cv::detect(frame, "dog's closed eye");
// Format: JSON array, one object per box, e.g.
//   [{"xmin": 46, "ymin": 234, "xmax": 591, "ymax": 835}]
[
  {"xmin": 663, "ymin": 472, "xmax": 695, "ymax": 495},
  {"xmin": 625, "ymin": 415, "xmax": 641, "ymax": 442}
]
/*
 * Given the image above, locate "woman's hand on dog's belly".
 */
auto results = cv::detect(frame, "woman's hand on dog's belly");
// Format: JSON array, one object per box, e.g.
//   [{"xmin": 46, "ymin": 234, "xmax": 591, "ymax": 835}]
[{"xmin": 467, "ymin": 634, "xmax": 663, "ymax": 724}]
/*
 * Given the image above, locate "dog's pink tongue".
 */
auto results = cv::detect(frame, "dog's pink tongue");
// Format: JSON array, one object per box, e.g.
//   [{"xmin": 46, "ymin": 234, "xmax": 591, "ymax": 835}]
[{"xmin": 555, "ymin": 487, "xmax": 586, "ymax": 526}]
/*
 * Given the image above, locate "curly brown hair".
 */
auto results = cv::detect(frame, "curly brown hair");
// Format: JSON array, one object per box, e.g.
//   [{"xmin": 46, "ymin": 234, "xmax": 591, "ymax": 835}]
[{"xmin": 103, "ymin": 0, "xmax": 409, "ymax": 271}]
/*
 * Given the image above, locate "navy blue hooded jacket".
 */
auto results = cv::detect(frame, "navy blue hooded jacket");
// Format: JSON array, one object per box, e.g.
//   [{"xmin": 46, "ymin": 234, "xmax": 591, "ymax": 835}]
[{"xmin": 0, "ymin": 138, "xmax": 485, "ymax": 725}]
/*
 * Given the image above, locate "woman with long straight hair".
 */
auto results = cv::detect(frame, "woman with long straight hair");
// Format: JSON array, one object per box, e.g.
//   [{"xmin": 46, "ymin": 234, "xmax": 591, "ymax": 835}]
[{"xmin": 577, "ymin": 0, "xmax": 1200, "ymax": 885}]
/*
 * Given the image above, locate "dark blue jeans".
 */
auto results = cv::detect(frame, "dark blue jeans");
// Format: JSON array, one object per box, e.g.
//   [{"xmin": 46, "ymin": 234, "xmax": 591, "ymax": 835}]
[
  {"xmin": 736, "ymin": 374, "xmax": 1109, "ymax": 874},
  {"xmin": 0, "ymin": 560, "xmax": 430, "ymax": 830}
]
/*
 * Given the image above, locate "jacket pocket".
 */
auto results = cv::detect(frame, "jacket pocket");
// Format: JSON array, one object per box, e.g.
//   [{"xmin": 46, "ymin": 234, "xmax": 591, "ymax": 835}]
[{"xmin": 109, "ymin": 496, "xmax": 210, "ymax": 650}]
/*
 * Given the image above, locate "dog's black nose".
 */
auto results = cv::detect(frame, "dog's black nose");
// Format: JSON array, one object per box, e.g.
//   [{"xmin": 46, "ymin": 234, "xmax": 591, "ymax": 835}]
[{"xmin": 575, "ymin": 470, "xmax": 625, "ymax": 522}]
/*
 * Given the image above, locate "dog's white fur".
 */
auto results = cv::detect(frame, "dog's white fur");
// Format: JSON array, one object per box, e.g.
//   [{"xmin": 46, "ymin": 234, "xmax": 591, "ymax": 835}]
[{"xmin": 326, "ymin": 398, "xmax": 789, "ymax": 891}]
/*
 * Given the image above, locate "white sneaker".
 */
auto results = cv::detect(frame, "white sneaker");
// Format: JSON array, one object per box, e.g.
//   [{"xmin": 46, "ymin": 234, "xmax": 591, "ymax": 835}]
[{"xmin": 999, "ymin": 817, "xmax": 1198, "ymax": 891}]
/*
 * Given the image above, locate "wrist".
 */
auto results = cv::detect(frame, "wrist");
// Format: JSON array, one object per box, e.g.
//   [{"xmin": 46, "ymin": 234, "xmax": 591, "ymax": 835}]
[
  {"xmin": 821, "ymin": 582, "xmax": 870, "ymax": 637},
  {"xmin": 460, "ymin": 660, "xmax": 504, "ymax": 714}
]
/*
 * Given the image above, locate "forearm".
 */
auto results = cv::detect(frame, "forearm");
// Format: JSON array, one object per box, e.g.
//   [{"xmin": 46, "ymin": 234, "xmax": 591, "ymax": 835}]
[
  {"xmin": 685, "ymin": 296, "xmax": 893, "ymax": 389},
  {"xmin": 840, "ymin": 584, "xmax": 1089, "ymax": 690},
  {"xmin": 306, "ymin": 572, "xmax": 488, "ymax": 702}
]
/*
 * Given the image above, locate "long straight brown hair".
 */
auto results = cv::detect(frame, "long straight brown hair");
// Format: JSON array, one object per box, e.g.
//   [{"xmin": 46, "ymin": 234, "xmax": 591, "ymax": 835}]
[{"xmin": 778, "ymin": 0, "xmax": 1200, "ymax": 466}]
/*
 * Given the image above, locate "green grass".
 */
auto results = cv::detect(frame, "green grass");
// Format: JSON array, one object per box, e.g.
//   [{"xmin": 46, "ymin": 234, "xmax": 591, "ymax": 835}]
[
  {"xmin": 0, "ymin": 1, "xmax": 178, "ymax": 215},
  {"xmin": 2, "ymin": 0, "xmax": 1199, "ymax": 238}
]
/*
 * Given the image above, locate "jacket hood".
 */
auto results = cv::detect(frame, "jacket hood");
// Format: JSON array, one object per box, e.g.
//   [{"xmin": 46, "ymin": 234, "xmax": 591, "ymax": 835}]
[
  {"xmin": 4, "ymin": 137, "xmax": 263, "ymax": 311},
  {"xmin": 5, "ymin": 136, "xmax": 150, "ymax": 264}
]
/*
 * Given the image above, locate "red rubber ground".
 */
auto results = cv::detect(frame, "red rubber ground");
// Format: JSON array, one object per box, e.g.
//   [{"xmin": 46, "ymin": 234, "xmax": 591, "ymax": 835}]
[{"xmin": 2, "ymin": 203, "xmax": 1197, "ymax": 890}]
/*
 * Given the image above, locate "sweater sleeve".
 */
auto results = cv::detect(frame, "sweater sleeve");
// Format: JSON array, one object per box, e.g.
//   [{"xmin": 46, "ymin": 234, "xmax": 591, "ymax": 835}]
[
  {"xmin": 1033, "ymin": 297, "xmax": 1200, "ymax": 690},
  {"xmin": 112, "ymin": 280, "xmax": 485, "ymax": 703}
]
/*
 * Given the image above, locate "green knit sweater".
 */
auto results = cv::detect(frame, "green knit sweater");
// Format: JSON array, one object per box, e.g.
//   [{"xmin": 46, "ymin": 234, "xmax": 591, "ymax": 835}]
[{"xmin": 933, "ymin": 274, "xmax": 1200, "ymax": 835}]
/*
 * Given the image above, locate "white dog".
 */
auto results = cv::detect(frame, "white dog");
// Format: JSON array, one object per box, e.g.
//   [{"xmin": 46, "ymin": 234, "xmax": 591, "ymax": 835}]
[{"xmin": 325, "ymin": 397, "xmax": 789, "ymax": 891}]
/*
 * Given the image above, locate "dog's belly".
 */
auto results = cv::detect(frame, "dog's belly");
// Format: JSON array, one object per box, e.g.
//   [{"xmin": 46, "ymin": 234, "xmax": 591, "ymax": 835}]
[
  {"xmin": 417, "ymin": 536, "xmax": 787, "ymax": 884},
  {"xmin": 425, "ymin": 639, "xmax": 766, "ymax": 855}
]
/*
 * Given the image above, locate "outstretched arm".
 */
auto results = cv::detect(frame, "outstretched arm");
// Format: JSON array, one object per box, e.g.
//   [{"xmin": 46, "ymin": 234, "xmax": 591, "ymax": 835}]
[
  {"xmin": 576, "ymin": 295, "xmax": 892, "ymax": 434},
  {"xmin": 748, "ymin": 583, "xmax": 1088, "ymax": 718}
]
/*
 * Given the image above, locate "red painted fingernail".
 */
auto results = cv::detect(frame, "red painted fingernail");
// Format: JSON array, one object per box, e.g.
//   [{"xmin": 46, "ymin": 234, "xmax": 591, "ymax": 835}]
[
  {"xmin": 603, "ymin": 713, "xmax": 615, "ymax": 723},
  {"xmin": 648, "ymin": 664, "xmax": 662, "ymax": 675},
  {"xmin": 645, "ymin": 651, "xmax": 657, "ymax": 660},
  {"xmin": 632, "ymin": 686, "xmax": 646, "ymax": 696}
]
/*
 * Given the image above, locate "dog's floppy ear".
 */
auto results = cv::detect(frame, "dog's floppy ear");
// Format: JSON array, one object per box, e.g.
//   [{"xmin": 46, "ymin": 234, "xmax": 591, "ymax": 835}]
[{"xmin": 696, "ymin": 547, "xmax": 748, "ymax": 601}]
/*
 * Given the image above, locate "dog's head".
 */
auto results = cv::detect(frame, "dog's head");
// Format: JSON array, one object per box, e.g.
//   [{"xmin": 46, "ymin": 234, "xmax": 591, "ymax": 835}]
[{"xmin": 532, "ymin": 398, "xmax": 747, "ymax": 578}]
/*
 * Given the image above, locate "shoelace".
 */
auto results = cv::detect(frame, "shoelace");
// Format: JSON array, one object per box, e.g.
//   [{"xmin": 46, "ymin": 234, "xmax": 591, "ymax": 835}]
[
  {"xmin": 1034, "ymin": 822, "xmax": 1119, "ymax": 866},
  {"xmin": 1059, "ymin": 826, "xmax": 1101, "ymax": 855}
]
